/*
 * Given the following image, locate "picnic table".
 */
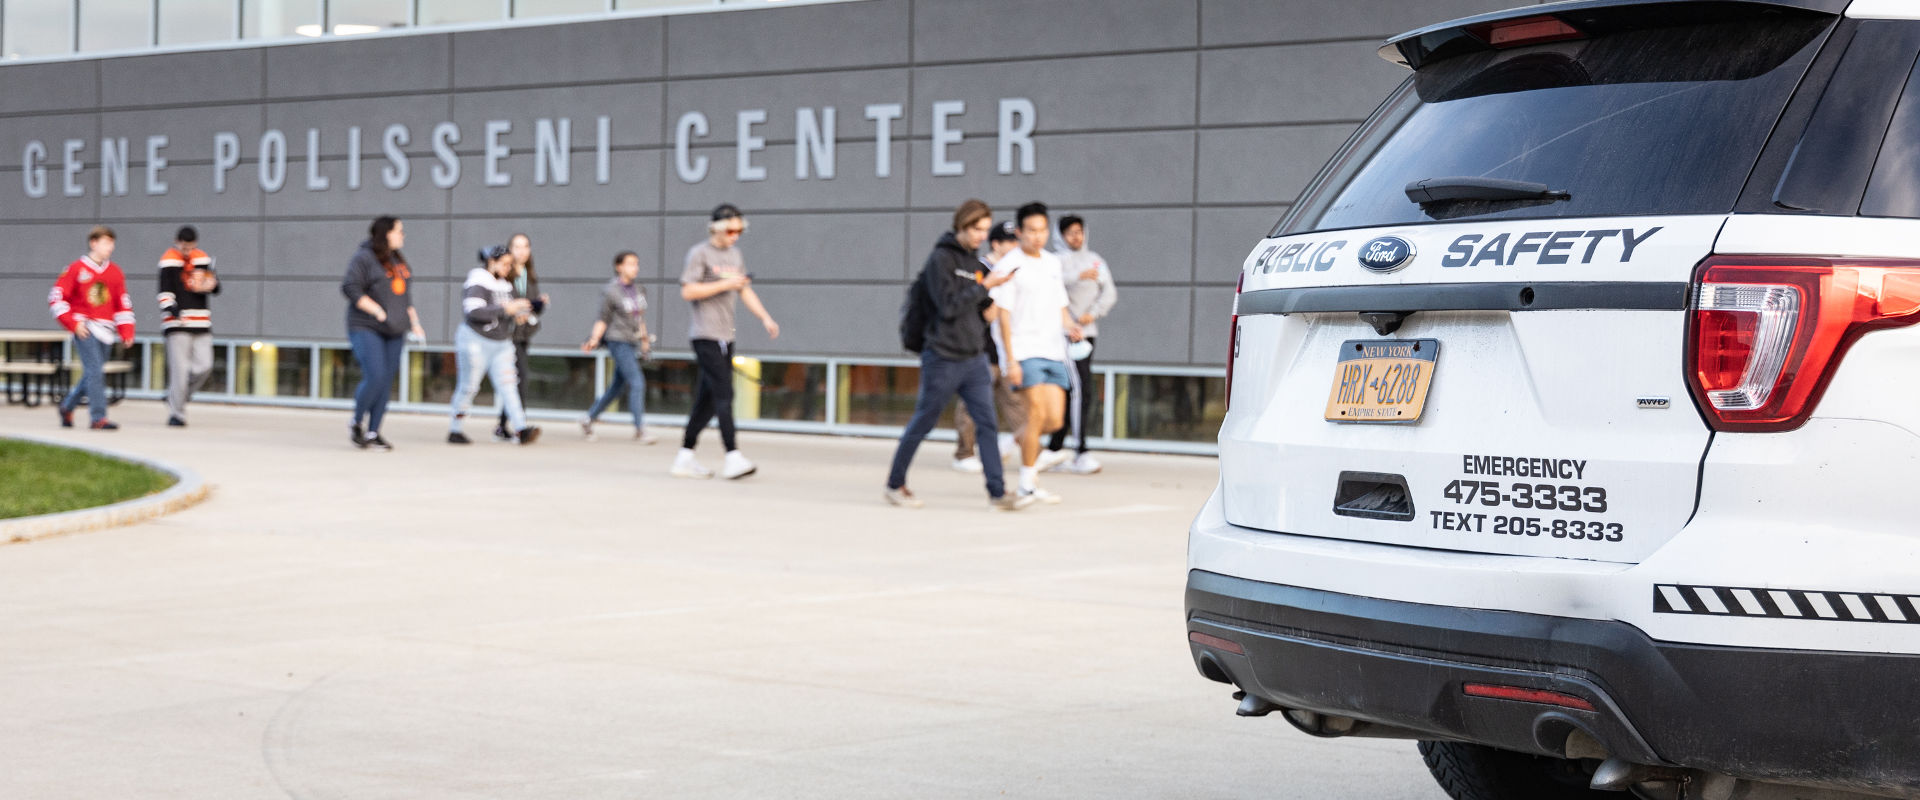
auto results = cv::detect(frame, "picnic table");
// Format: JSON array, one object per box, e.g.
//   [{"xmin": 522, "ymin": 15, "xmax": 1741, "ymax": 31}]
[{"xmin": 0, "ymin": 330, "xmax": 132, "ymax": 408}]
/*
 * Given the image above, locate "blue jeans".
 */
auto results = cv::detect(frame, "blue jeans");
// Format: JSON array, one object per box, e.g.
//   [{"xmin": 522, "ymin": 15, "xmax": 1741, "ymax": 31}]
[
  {"xmin": 586, "ymin": 340, "xmax": 647, "ymax": 429},
  {"xmin": 887, "ymin": 351, "xmax": 1004, "ymax": 498},
  {"xmin": 349, "ymin": 329, "xmax": 404, "ymax": 432},
  {"xmin": 60, "ymin": 334, "xmax": 110, "ymax": 423},
  {"xmin": 449, "ymin": 326, "xmax": 527, "ymax": 433}
]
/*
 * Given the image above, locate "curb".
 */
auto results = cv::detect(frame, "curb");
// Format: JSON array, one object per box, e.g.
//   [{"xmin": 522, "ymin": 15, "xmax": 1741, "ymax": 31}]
[{"xmin": 0, "ymin": 434, "xmax": 212, "ymax": 545}]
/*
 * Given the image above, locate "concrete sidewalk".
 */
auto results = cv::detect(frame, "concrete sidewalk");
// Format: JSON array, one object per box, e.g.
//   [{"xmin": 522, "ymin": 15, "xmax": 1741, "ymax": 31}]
[{"xmin": 0, "ymin": 401, "xmax": 1443, "ymax": 799}]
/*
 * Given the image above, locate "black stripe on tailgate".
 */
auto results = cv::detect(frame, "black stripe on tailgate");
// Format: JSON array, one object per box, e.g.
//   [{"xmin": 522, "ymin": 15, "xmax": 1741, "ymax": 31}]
[{"xmin": 1237, "ymin": 282, "xmax": 1689, "ymax": 315}]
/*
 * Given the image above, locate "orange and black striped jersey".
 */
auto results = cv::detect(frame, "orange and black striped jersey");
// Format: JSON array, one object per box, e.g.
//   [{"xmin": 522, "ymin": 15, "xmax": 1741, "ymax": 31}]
[{"xmin": 157, "ymin": 246, "xmax": 218, "ymax": 332}]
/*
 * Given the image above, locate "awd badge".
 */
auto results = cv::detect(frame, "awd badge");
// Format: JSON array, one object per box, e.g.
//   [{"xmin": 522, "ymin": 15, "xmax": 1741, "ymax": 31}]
[{"xmin": 1358, "ymin": 236, "xmax": 1415, "ymax": 273}]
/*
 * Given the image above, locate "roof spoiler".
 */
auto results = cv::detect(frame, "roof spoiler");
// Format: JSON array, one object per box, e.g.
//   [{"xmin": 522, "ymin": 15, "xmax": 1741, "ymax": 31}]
[{"xmin": 1379, "ymin": 0, "xmax": 1847, "ymax": 70}]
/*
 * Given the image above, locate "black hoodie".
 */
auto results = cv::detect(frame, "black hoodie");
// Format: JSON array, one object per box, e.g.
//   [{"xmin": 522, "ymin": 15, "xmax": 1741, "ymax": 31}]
[
  {"xmin": 341, "ymin": 240, "xmax": 414, "ymax": 338},
  {"xmin": 915, "ymin": 231, "xmax": 995, "ymax": 361}
]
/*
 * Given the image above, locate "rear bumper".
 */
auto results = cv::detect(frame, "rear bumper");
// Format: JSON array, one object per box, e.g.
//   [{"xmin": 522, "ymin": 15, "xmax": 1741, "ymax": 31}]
[{"xmin": 1186, "ymin": 570, "xmax": 1920, "ymax": 797}]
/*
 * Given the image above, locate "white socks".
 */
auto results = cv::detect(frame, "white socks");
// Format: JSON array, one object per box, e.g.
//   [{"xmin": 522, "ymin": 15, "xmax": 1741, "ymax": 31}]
[{"xmin": 1019, "ymin": 466, "xmax": 1037, "ymax": 493}]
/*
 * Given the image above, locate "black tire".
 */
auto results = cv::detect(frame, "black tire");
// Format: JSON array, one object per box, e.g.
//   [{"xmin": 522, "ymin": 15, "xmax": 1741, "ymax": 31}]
[{"xmin": 1418, "ymin": 740, "xmax": 1617, "ymax": 800}]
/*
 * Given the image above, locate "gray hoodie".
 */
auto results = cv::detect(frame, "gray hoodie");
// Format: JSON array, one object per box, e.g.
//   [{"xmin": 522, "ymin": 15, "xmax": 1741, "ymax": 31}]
[
  {"xmin": 1059, "ymin": 246, "xmax": 1118, "ymax": 339},
  {"xmin": 462, "ymin": 267, "xmax": 517, "ymax": 340}
]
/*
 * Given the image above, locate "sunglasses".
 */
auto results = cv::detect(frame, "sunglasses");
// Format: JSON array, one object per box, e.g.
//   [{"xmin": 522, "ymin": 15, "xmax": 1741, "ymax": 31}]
[{"xmin": 722, "ymin": 228, "xmax": 745, "ymax": 236}]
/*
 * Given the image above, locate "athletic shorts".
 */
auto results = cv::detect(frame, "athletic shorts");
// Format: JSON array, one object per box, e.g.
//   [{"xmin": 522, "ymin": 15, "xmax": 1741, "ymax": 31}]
[{"xmin": 1017, "ymin": 358, "xmax": 1072, "ymax": 391}]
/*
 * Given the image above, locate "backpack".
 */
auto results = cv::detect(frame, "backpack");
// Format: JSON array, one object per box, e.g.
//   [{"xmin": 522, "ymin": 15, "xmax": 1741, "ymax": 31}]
[{"xmin": 898, "ymin": 266, "xmax": 932, "ymax": 353}]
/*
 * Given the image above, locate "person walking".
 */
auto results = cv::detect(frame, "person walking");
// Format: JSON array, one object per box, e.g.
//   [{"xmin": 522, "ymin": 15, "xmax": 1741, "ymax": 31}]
[
  {"xmin": 341, "ymin": 215, "xmax": 425, "ymax": 451},
  {"xmin": 672, "ymin": 203, "xmax": 780, "ymax": 480},
  {"xmin": 494, "ymin": 232, "xmax": 548, "ymax": 442},
  {"xmin": 990, "ymin": 202, "xmax": 1084, "ymax": 503},
  {"xmin": 952, "ymin": 220, "xmax": 1026, "ymax": 473},
  {"xmin": 448, "ymin": 246, "xmax": 540, "ymax": 445},
  {"xmin": 884, "ymin": 200, "xmax": 1032, "ymax": 511},
  {"xmin": 49, "ymin": 226, "xmax": 135, "ymax": 431},
  {"xmin": 580, "ymin": 250, "xmax": 658, "ymax": 444},
  {"xmin": 156, "ymin": 225, "xmax": 220, "ymax": 427},
  {"xmin": 1044, "ymin": 214, "xmax": 1118, "ymax": 474}
]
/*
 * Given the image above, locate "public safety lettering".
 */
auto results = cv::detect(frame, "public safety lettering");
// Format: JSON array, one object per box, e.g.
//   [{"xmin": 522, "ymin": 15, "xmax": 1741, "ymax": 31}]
[{"xmin": 1439, "ymin": 228, "xmax": 1661, "ymax": 268}]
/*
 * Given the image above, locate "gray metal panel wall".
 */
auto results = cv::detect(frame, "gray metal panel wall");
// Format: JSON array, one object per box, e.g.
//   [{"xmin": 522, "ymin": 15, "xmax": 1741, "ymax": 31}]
[{"xmin": 0, "ymin": 0, "xmax": 1532, "ymax": 364}]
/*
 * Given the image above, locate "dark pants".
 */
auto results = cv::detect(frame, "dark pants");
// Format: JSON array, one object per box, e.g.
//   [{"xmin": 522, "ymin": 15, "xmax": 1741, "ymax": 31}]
[
  {"xmin": 349, "ymin": 328, "xmax": 404, "ymax": 432},
  {"xmin": 888, "ymin": 351, "xmax": 1004, "ymax": 498},
  {"xmin": 1048, "ymin": 337, "xmax": 1096, "ymax": 455},
  {"xmin": 682, "ymin": 338, "xmax": 737, "ymax": 451},
  {"xmin": 499, "ymin": 339, "xmax": 530, "ymax": 431},
  {"xmin": 60, "ymin": 334, "xmax": 110, "ymax": 423}
]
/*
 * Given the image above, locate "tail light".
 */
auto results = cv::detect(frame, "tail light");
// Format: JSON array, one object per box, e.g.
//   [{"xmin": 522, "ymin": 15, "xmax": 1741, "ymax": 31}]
[
  {"xmin": 1226, "ymin": 273, "xmax": 1244, "ymax": 410},
  {"xmin": 1687, "ymin": 256, "xmax": 1920, "ymax": 431},
  {"xmin": 1468, "ymin": 15, "xmax": 1584, "ymax": 48}
]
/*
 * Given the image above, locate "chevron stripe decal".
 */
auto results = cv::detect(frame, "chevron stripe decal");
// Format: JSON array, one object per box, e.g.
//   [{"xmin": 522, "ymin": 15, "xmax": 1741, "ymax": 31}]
[{"xmin": 1655, "ymin": 585, "xmax": 1920, "ymax": 623}]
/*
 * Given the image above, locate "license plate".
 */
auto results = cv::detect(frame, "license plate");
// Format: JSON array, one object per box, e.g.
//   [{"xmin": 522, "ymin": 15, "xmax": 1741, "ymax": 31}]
[{"xmin": 1325, "ymin": 339, "xmax": 1440, "ymax": 423}]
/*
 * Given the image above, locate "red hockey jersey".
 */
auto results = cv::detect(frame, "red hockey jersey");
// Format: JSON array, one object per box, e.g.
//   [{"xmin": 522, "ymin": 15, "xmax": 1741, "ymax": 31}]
[{"xmin": 48, "ymin": 257, "xmax": 135, "ymax": 343}]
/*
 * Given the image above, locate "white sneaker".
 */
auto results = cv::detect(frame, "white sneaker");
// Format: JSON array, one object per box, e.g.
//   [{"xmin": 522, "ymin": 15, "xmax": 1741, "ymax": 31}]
[
  {"xmin": 952, "ymin": 456, "xmax": 983, "ymax": 473},
  {"xmin": 634, "ymin": 428, "xmax": 659, "ymax": 445},
  {"xmin": 1060, "ymin": 453, "xmax": 1103, "ymax": 475},
  {"xmin": 670, "ymin": 448, "xmax": 713, "ymax": 479},
  {"xmin": 721, "ymin": 450, "xmax": 757, "ymax": 480},
  {"xmin": 884, "ymin": 487, "xmax": 924, "ymax": 508},
  {"xmin": 1020, "ymin": 486, "xmax": 1062, "ymax": 504},
  {"xmin": 1036, "ymin": 449, "xmax": 1074, "ymax": 473},
  {"xmin": 579, "ymin": 415, "xmax": 598, "ymax": 442},
  {"xmin": 990, "ymin": 492, "xmax": 1037, "ymax": 511}
]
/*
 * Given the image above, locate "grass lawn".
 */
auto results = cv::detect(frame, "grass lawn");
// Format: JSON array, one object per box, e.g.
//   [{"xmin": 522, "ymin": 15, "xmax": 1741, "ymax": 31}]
[{"xmin": 0, "ymin": 439, "xmax": 176, "ymax": 520}]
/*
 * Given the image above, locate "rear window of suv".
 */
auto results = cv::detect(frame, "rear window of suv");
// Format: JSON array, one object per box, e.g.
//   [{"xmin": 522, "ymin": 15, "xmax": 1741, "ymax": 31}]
[{"xmin": 1282, "ymin": 13, "xmax": 1833, "ymax": 236}]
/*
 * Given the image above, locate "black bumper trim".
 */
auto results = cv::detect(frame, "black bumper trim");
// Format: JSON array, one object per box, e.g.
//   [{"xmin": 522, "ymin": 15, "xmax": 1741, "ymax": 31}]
[{"xmin": 1186, "ymin": 570, "xmax": 1920, "ymax": 796}]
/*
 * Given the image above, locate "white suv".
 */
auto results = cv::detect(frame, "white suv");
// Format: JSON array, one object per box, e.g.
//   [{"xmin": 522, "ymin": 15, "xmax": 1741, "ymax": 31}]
[{"xmin": 1187, "ymin": 1, "xmax": 1920, "ymax": 799}]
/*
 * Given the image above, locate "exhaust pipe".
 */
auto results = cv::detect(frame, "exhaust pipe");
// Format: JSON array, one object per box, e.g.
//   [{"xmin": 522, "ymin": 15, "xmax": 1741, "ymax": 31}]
[
  {"xmin": 1233, "ymin": 690, "xmax": 1278, "ymax": 717},
  {"xmin": 1590, "ymin": 758, "xmax": 1691, "ymax": 792}
]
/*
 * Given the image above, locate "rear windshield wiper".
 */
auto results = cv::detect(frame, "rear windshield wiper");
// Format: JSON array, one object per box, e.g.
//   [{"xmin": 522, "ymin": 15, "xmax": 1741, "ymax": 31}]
[{"xmin": 1405, "ymin": 176, "xmax": 1571, "ymax": 206}]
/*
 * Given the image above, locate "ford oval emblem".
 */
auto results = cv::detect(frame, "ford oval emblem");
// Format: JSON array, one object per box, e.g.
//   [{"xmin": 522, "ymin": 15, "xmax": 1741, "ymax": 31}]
[{"xmin": 1358, "ymin": 236, "xmax": 1415, "ymax": 273}]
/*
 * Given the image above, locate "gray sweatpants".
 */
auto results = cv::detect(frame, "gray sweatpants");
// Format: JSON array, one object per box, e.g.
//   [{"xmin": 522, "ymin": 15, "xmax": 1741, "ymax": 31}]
[{"xmin": 165, "ymin": 331, "xmax": 214, "ymax": 420}]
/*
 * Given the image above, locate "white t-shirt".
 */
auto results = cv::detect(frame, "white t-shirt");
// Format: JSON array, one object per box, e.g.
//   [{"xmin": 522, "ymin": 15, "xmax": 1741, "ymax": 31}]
[{"xmin": 989, "ymin": 248, "xmax": 1070, "ymax": 364}]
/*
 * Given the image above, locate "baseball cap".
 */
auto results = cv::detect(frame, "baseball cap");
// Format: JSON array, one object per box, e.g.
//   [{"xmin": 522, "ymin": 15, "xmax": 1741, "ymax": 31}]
[{"xmin": 988, "ymin": 221, "xmax": 1018, "ymax": 244}]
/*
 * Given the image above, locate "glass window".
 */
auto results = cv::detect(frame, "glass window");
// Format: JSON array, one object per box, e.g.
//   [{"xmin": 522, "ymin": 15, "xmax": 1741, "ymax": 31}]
[
  {"xmin": 1114, "ymin": 374, "xmax": 1224, "ymax": 443},
  {"xmin": 1859, "ymin": 28, "xmax": 1920, "ymax": 219},
  {"xmin": 616, "ymin": 0, "xmax": 695, "ymax": 9},
  {"xmin": 1285, "ymin": 13, "xmax": 1831, "ymax": 234},
  {"xmin": 1776, "ymin": 23, "xmax": 1920, "ymax": 217},
  {"xmin": 122, "ymin": 341, "xmax": 150, "ymax": 392},
  {"xmin": 514, "ymin": 0, "xmax": 605, "ymax": 19},
  {"xmin": 408, "ymin": 350, "xmax": 469, "ymax": 404},
  {"xmin": 5, "ymin": 1, "xmax": 73, "ymax": 58},
  {"xmin": 80, "ymin": 0, "xmax": 151, "ymax": 51},
  {"xmin": 1076, "ymin": 373, "xmax": 1105, "ymax": 442},
  {"xmin": 329, "ymin": 0, "xmax": 408, "ymax": 33},
  {"xmin": 244, "ymin": 0, "xmax": 318, "ymax": 38},
  {"xmin": 753, "ymin": 361, "xmax": 827, "ymax": 423},
  {"xmin": 522, "ymin": 354, "xmax": 596, "ymax": 410},
  {"xmin": 208, "ymin": 345, "xmax": 231, "ymax": 394},
  {"xmin": 837, "ymin": 364, "xmax": 921, "ymax": 427},
  {"xmin": 160, "ymin": 0, "xmax": 238, "ymax": 45},
  {"xmin": 419, "ymin": 0, "xmax": 503, "ymax": 27},
  {"xmin": 147, "ymin": 345, "xmax": 167, "ymax": 391},
  {"xmin": 322, "ymin": 346, "xmax": 395, "ymax": 401},
  {"xmin": 640, "ymin": 357, "xmax": 696, "ymax": 416},
  {"xmin": 236, "ymin": 343, "xmax": 313, "ymax": 398}
]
